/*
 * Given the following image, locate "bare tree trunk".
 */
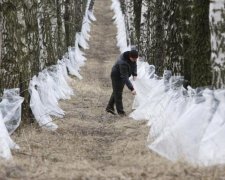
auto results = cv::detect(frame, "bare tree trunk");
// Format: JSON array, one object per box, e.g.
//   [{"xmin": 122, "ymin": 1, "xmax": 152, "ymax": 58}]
[
  {"xmin": 0, "ymin": 1, "xmax": 20, "ymax": 92},
  {"xmin": 133, "ymin": 0, "xmax": 142, "ymax": 46},
  {"xmin": 191, "ymin": 0, "xmax": 212, "ymax": 87},
  {"xmin": 56, "ymin": 0, "xmax": 66, "ymax": 59},
  {"xmin": 210, "ymin": 1, "xmax": 225, "ymax": 88},
  {"xmin": 153, "ymin": 0, "xmax": 165, "ymax": 75},
  {"xmin": 0, "ymin": 0, "xmax": 2, "ymax": 67},
  {"xmin": 180, "ymin": 0, "xmax": 193, "ymax": 88}
]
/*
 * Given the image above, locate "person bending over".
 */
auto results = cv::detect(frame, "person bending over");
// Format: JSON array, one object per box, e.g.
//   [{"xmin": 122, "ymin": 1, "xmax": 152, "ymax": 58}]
[{"xmin": 106, "ymin": 49, "xmax": 138, "ymax": 116}]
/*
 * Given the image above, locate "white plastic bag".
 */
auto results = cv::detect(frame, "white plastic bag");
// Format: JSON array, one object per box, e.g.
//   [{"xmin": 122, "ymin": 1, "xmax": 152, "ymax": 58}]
[
  {"xmin": 0, "ymin": 88, "xmax": 24, "ymax": 134},
  {"xmin": 0, "ymin": 112, "xmax": 19, "ymax": 159},
  {"xmin": 29, "ymin": 76, "xmax": 58, "ymax": 130}
]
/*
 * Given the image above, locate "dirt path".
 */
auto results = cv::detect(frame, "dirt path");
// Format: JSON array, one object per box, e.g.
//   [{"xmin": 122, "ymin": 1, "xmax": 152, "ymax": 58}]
[{"xmin": 0, "ymin": 0, "xmax": 225, "ymax": 179}]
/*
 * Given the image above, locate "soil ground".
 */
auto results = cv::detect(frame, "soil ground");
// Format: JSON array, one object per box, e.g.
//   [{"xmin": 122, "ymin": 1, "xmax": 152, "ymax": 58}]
[{"xmin": 0, "ymin": 0, "xmax": 225, "ymax": 179}]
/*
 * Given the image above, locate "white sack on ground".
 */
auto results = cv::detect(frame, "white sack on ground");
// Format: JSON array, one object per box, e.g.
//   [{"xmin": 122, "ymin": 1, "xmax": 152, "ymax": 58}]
[
  {"xmin": 0, "ymin": 112, "xmax": 17, "ymax": 160},
  {"xmin": 149, "ymin": 87, "xmax": 188, "ymax": 138},
  {"xmin": 130, "ymin": 78, "xmax": 165, "ymax": 121},
  {"xmin": 148, "ymin": 77, "xmax": 187, "ymax": 139},
  {"xmin": 57, "ymin": 63, "xmax": 74, "ymax": 98},
  {"xmin": 64, "ymin": 46, "xmax": 84, "ymax": 79},
  {"xmin": 29, "ymin": 76, "xmax": 58, "ymax": 131},
  {"xmin": 78, "ymin": 32, "xmax": 89, "ymax": 50},
  {"xmin": 130, "ymin": 61, "xmax": 175, "ymax": 127},
  {"xmin": 88, "ymin": 10, "xmax": 96, "ymax": 21},
  {"xmin": 0, "ymin": 88, "xmax": 24, "ymax": 134},
  {"xmin": 36, "ymin": 71, "xmax": 65, "ymax": 118},
  {"xmin": 198, "ymin": 90, "xmax": 225, "ymax": 165},
  {"xmin": 81, "ymin": 16, "xmax": 91, "ymax": 41},
  {"xmin": 58, "ymin": 60, "xmax": 74, "ymax": 83},
  {"xmin": 131, "ymin": 61, "xmax": 155, "ymax": 110},
  {"xmin": 131, "ymin": 78, "xmax": 156, "ymax": 111},
  {"xmin": 48, "ymin": 67, "xmax": 68, "ymax": 100},
  {"xmin": 136, "ymin": 60, "xmax": 155, "ymax": 79},
  {"xmin": 47, "ymin": 65, "xmax": 73, "ymax": 100},
  {"xmin": 64, "ymin": 57, "xmax": 82, "ymax": 79},
  {"xmin": 75, "ymin": 33, "xmax": 87, "ymax": 67},
  {"xmin": 78, "ymin": 15, "xmax": 91, "ymax": 49},
  {"xmin": 0, "ymin": 119, "xmax": 12, "ymax": 159}
]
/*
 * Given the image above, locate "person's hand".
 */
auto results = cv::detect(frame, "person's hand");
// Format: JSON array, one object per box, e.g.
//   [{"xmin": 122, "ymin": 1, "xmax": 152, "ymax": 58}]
[
  {"xmin": 133, "ymin": 76, "xmax": 137, "ymax": 81},
  {"xmin": 131, "ymin": 90, "xmax": 136, "ymax": 95}
]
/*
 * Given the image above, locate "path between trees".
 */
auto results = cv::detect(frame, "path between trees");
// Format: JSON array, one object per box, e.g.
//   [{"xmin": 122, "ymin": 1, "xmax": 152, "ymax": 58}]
[{"xmin": 0, "ymin": 0, "xmax": 224, "ymax": 179}]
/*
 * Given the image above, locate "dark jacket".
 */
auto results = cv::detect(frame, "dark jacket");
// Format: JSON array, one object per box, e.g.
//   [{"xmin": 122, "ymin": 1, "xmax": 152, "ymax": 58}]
[{"xmin": 111, "ymin": 51, "xmax": 137, "ymax": 91}]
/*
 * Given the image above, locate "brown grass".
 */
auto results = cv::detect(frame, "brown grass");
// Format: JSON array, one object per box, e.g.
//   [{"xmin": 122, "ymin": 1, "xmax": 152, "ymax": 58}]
[{"xmin": 0, "ymin": 0, "xmax": 225, "ymax": 179}]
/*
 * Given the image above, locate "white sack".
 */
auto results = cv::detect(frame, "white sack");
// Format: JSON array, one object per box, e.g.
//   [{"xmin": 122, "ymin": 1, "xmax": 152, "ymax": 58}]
[
  {"xmin": 0, "ymin": 88, "xmax": 24, "ymax": 134},
  {"xmin": 29, "ymin": 76, "xmax": 58, "ymax": 130},
  {"xmin": 0, "ymin": 112, "xmax": 14, "ymax": 159}
]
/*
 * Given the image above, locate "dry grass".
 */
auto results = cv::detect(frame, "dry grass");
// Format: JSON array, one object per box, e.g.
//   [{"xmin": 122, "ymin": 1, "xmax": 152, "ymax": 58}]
[{"xmin": 0, "ymin": 0, "xmax": 225, "ymax": 179}]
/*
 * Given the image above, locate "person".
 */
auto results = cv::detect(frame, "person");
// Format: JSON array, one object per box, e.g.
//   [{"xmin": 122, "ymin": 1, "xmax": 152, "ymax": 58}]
[{"xmin": 106, "ymin": 49, "xmax": 138, "ymax": 116}]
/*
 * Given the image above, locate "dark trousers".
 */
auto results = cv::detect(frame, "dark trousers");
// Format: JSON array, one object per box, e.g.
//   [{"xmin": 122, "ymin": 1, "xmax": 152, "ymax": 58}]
[{"xmin": 106, "ymin": 76, "xmax": 125, "ymax": 114}]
